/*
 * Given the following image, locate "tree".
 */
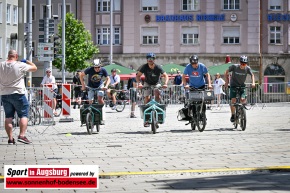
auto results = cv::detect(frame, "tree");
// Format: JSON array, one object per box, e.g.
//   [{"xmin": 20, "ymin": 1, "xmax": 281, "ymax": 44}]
[{"xmin": 53, "ymin": 13, "xmax": 99, "ymax": 72}]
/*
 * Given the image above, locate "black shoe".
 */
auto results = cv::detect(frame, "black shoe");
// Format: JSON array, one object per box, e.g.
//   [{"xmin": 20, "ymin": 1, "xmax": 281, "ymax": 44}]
[
  {"xmin": 8, "ymin": 138, "xmax": 16, "ymax": 145},
  {"xmin": 230, "ymin": 115, "xmax": 235, "ymax": 122},
  {"xmin": 130, "ymin": 114, "xmax": 137, "ymax": 118},
  {"xmin": 73, "ymin": 106, "xmax": 76, "ymax": 109}
]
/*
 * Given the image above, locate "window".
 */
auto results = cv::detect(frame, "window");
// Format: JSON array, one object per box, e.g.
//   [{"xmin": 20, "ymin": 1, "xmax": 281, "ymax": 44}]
[
  {"xmin": 270, "ymin": 26, "xmax": 281, "ymax": 44},
  {"xmin": 223, "ymin": 0, "xmax": 240, "ymax": 10},
  {"xmin": 32, "ymin": 5, "xmax": 35, "ymax": 21},
  {"xmin": 39, "ymin": 35, "xmax": 44, "ymax": 43},
  {"xmin": 182, "ymin": 0, "xmax": 200, "ymax": 11},
  {"xmin": 223, "ymin": 26, "xmax": 240, "ymax": 44},
  {"xmin": 269, "ymin": 0, "xmax": 282, "ymax": 10},
  {"xmin": 97, "ymin": 0, "xmax": 110, "ymax": 12},
  {"xmin": 182, "ymin": 27, "xmax": 199, "ymax": 44},
  {"xmin": 41, "ymin": 4, "xmax": 52, "ymax": 19},
  {"xmin": 96, "ymin": 27, "xmax": 121, "ymax": 45},
  {"xmin": 264, "ymin": 64, "xmax": 285, "ymax": 93},
  {"xmin": 59, "ymin": 4, "xmax": 71, "ymax": 18},
  {"xmin": 11, "ymin": 39, "xmax": 17, "ymax": 50},
  {"xmin": 13, "ymin": 6, "xmax": 18, "ymax": 24},
  {"xmin": 7, "ymin": 4, "xmax": 11, "ymax": 24},
  {"xmin": 0, "ymin": 2, "xmax": 3, "ymax": 23},
  {"xmin": 141, "ymin": 0, "xmax": 158, "ymax": 11},
  {"xmin": 142, "ymin": 27, "xmax": 158, "ymax": 45},
  {"xmin": 6, "ymin": 39, "xmax": 10, "ymax": 56}
]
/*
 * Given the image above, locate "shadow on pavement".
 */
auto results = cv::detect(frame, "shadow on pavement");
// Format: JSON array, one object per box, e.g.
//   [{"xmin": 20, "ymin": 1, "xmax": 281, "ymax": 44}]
[{"xmin": 150, "ymin": 171, "xmax": 290, "ymax": 191}]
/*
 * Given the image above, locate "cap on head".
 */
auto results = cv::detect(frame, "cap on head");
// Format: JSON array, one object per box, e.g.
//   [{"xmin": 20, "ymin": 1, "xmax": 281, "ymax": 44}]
[
  {"xmin": 93, "ymin": 59, "xmax": 101, "ymax": 67},
  {"xmin": 46, "ymin": 68, "xmax": 52, "ymax": 72},
  {"xmin": 146, "ymin": 53, "xmax": 156, "ymax": 59},
  {"xmin": 216, "ymin": 73, "xmax": 220, "ymax": 76},
  {"xmin": 111, "ymin": 68, "xmax": 117, "ymax": 72},
  {"xmin": 240, "ymin": 55, "xmax": 248, "ymax": 63},
  {"xmin": 76, "ymin": 70, "xmax": 81, "ymax": 73},
  {"xmin": 189, "ymin": 55, "xmax": 198, "ymax": 63}
]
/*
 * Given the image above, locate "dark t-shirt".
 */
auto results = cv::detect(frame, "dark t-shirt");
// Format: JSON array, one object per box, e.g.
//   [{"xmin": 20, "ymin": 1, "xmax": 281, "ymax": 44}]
[
  {"xmin": 84, "ymin": 67, "xmax": 108, "ymax": 88},
  {"xmin": 229, "ymin": 64, "xmax": 253, "ymax": 87},
  {"xmin": 174, "ymin": 75, "xmax": 182, "ymax": 85},
  {"xmin": 139, "ymin": 63, "xmax": 164, "ymax": 85},
  {"xmin": 73, "ymin": 74, "xmax": 81, "ymax": 91},
  {"xmin": 127, "ymin": 77, "xmax": 137, "ymax": 90}
]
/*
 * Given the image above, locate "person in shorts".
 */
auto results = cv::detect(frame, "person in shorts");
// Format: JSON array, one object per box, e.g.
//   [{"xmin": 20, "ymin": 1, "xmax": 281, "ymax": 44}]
[
  {"xmin": 225, "ymin": 55, "xmax": 255, "ymax": 122},
  {"xmin": 136, "ymin": 53, "xmax": 168, "ymax": 104},
  {"xmin": 80, "ymin": 59, "xmax": 110, "ymax": 105},
  {"xmin": 0, "ymin": 50, "xmax": 37, "ymax": 144}
]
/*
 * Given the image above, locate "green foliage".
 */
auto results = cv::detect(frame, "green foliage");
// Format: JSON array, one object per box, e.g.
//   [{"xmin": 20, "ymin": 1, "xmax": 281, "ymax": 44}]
[{"xmin": 53, "ymin": 13, "xmax": 99, "ymax": 72}]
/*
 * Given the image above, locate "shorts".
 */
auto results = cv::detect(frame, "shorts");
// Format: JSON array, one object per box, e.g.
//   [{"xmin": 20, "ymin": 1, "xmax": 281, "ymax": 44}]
[
  {"xmin": 143, "ymin": 82, "xmax": 160, "ymax": 97},
  {"xmin": 52, "ymin": 88, "xmax": 58, "ymax": 98},
  {"xmin": 229, "ymin": 87, "xmax": 246, "ymax": 99},
  {"xmin": 129, "ymin": 88, "xmax": 137, "ymax": 102},
  {"xmin": 88, "ymin": 87, "xmax": 104, "ymax": 101},
  {"xmin": 74, "ymin": 89, "xmax": 82, "ymax": 98},
  {"xmin": 1, "ymin": 94, "xmax": 29, "ymax": 118}
]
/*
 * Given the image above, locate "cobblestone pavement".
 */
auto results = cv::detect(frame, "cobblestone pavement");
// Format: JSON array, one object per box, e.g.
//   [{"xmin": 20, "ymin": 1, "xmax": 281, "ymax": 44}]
[{"xmin": 0, "ymin": 103, "xmax": 290, "ymax": 192}]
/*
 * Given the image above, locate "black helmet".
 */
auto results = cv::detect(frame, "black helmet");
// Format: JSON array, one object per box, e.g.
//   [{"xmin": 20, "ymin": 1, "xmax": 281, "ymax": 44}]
[
  {"xmin": 111, "ymin": 68, "xmax": 117, "ymax": 72},
  {"xmin": 146, "ymin": 53, "xmax": 156, "ymax": 59},
  {"xmin": 189, "ymin": 55, "xmax": 198, "ymax": 63},
  {"xmin": 240, "ymin": 55, "xmax": 248, "ymax": 63}
]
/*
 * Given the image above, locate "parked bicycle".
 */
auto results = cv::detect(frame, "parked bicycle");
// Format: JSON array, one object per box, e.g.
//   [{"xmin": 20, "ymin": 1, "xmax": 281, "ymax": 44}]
[
  {"xmin": 178, "ymin": 88, "xmax": 214, "ymax": 132},
  {"xmin": 80, "ymin": 87, "xmax": 104, "ymax": 135},
  {"xmin": 28, "ymin": 99, "xmax": 41, "ymax": 126},
  {"xmin": 139, "ymin": 85, "xmax": 167, "ymax": 134},
  {"xmin": 231, "ymin": 87, "xmax": 248, "ymax": 131}
]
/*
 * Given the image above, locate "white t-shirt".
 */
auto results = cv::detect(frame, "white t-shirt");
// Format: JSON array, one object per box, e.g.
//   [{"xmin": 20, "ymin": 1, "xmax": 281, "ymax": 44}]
[
  {"xmin": 0, "ymin": 61, "xmax": 31, "ymax": 95},
  {"xmin": 109, "ymin": 74, "xmax": 120, "ymax": 86},
  {"xmin": 213, "ymin": 78, "xmax": 225, "ymax": 95},
  {"xmin": 41, "ymin": 75, "xmax": 58, "ymax": 89}
]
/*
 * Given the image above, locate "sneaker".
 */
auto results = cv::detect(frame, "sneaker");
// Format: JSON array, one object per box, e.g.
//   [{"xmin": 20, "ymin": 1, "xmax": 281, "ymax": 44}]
[
  {"xmin": 100, "ymin": 121, "xmax": 105, "ymax": 125},
  {"xmin": 144, "ymin": 122, "xmax": 150, "ymax": 127},
  {"xmin": 230, "ymin": 115, "xmax": 235, "ymax": 122},
  {"xmin": 111, "ymin": 105, "xmax": 116, "ymax": 110},
  {"xmin": 130, "ymin": 114, "xmax": 137, "ymax": 118},
  {"xmin": 8, "ymin": 138, "xmax": 16, "ymax": 145},
  {"xmin": 17, "ymin": 136, "xmax": 31, "ymax": 144}
]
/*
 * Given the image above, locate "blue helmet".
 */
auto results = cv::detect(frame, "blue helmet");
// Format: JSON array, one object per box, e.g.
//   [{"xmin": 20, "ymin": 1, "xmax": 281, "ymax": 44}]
[
  {"xmin": 146, "ymin": 53, "xmax": 156, "ymax": 59},
  {"xmin": 240, "ymin": 55, "xmax": 248, "ymax": 63}
]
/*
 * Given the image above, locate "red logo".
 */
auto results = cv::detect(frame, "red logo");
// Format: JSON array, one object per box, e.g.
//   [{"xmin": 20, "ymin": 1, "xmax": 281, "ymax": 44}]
[{"xmin": 192, "ymin": 71, "xmax": 199, "ymax": 76}]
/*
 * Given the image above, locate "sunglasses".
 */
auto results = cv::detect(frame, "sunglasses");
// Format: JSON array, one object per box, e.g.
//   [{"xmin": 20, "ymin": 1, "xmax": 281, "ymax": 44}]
[
  {"xmin": 191, "ymin": 63, "xmax": 198, "ymax": 65},
  {"xmin": 94, "ymin": 66, "xmax": 101, "ymax": 68},
  {"xmin": 46, "ymin": 71, "xmax": 51, "ymax": 73},
  {"xmin": 241, "ymin": 63, "xmax": 247, "ymax": 66},
  {"xmin": 147, "ymin": 57, "xmax": 155, "ymax": 61}
]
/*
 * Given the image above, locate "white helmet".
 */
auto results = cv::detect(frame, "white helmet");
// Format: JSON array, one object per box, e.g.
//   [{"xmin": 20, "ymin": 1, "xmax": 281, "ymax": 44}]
[{"xmin": 93, "ymin": 59, "xmax": 101, "ymax": 67}]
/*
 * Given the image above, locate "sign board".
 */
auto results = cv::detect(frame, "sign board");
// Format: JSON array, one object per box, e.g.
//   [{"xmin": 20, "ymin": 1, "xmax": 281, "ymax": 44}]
[
  {"xmin": 38, "ymin": 56, "xmax": 54, "ymax": 61},
  {"xmin": 37, "ymin": 43, "xmax": 54, "ymax": 55}
]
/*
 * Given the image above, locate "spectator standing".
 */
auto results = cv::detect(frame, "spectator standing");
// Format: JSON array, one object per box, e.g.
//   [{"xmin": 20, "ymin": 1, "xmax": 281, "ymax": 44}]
[
  {"xmin": 0, "ymin": 50, "xmax": 37, "ymax": 144},
  {"xmin": 40, "ymin": 68, "xmax": 58, "ymax": 115},
  {"xmin": 127, "ymin": 77, "xmax": 137, "ymax": 118},
  {"xmin": 73, "ymin": 70, "xmax": 83, "ymax": 109},
  {"xmin": 213, "ymin": 73, "xmax": 225, "ymax": 108}
]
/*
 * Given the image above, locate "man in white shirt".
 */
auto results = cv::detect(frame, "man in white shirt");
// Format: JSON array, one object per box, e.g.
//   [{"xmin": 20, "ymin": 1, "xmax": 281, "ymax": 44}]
[
  {"xmin": 40, "ymin": 68, "xmax": 58, "ymax": 115},
  {"xmin": 107, "ymin": 68, "xmax": 120, "ymax": 110}
]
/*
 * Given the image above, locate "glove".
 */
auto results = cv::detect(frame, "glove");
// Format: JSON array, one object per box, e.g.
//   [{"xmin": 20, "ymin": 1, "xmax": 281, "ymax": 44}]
[{"xmin": 21, "ymin": 59, "xmax": 27, "ymax": 63}]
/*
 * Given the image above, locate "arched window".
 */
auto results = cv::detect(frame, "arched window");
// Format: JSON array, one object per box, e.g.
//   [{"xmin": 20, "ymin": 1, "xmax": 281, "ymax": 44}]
[{"xmin": 264, "ymin": 64, "xmax": 285, "ymax": 93}]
